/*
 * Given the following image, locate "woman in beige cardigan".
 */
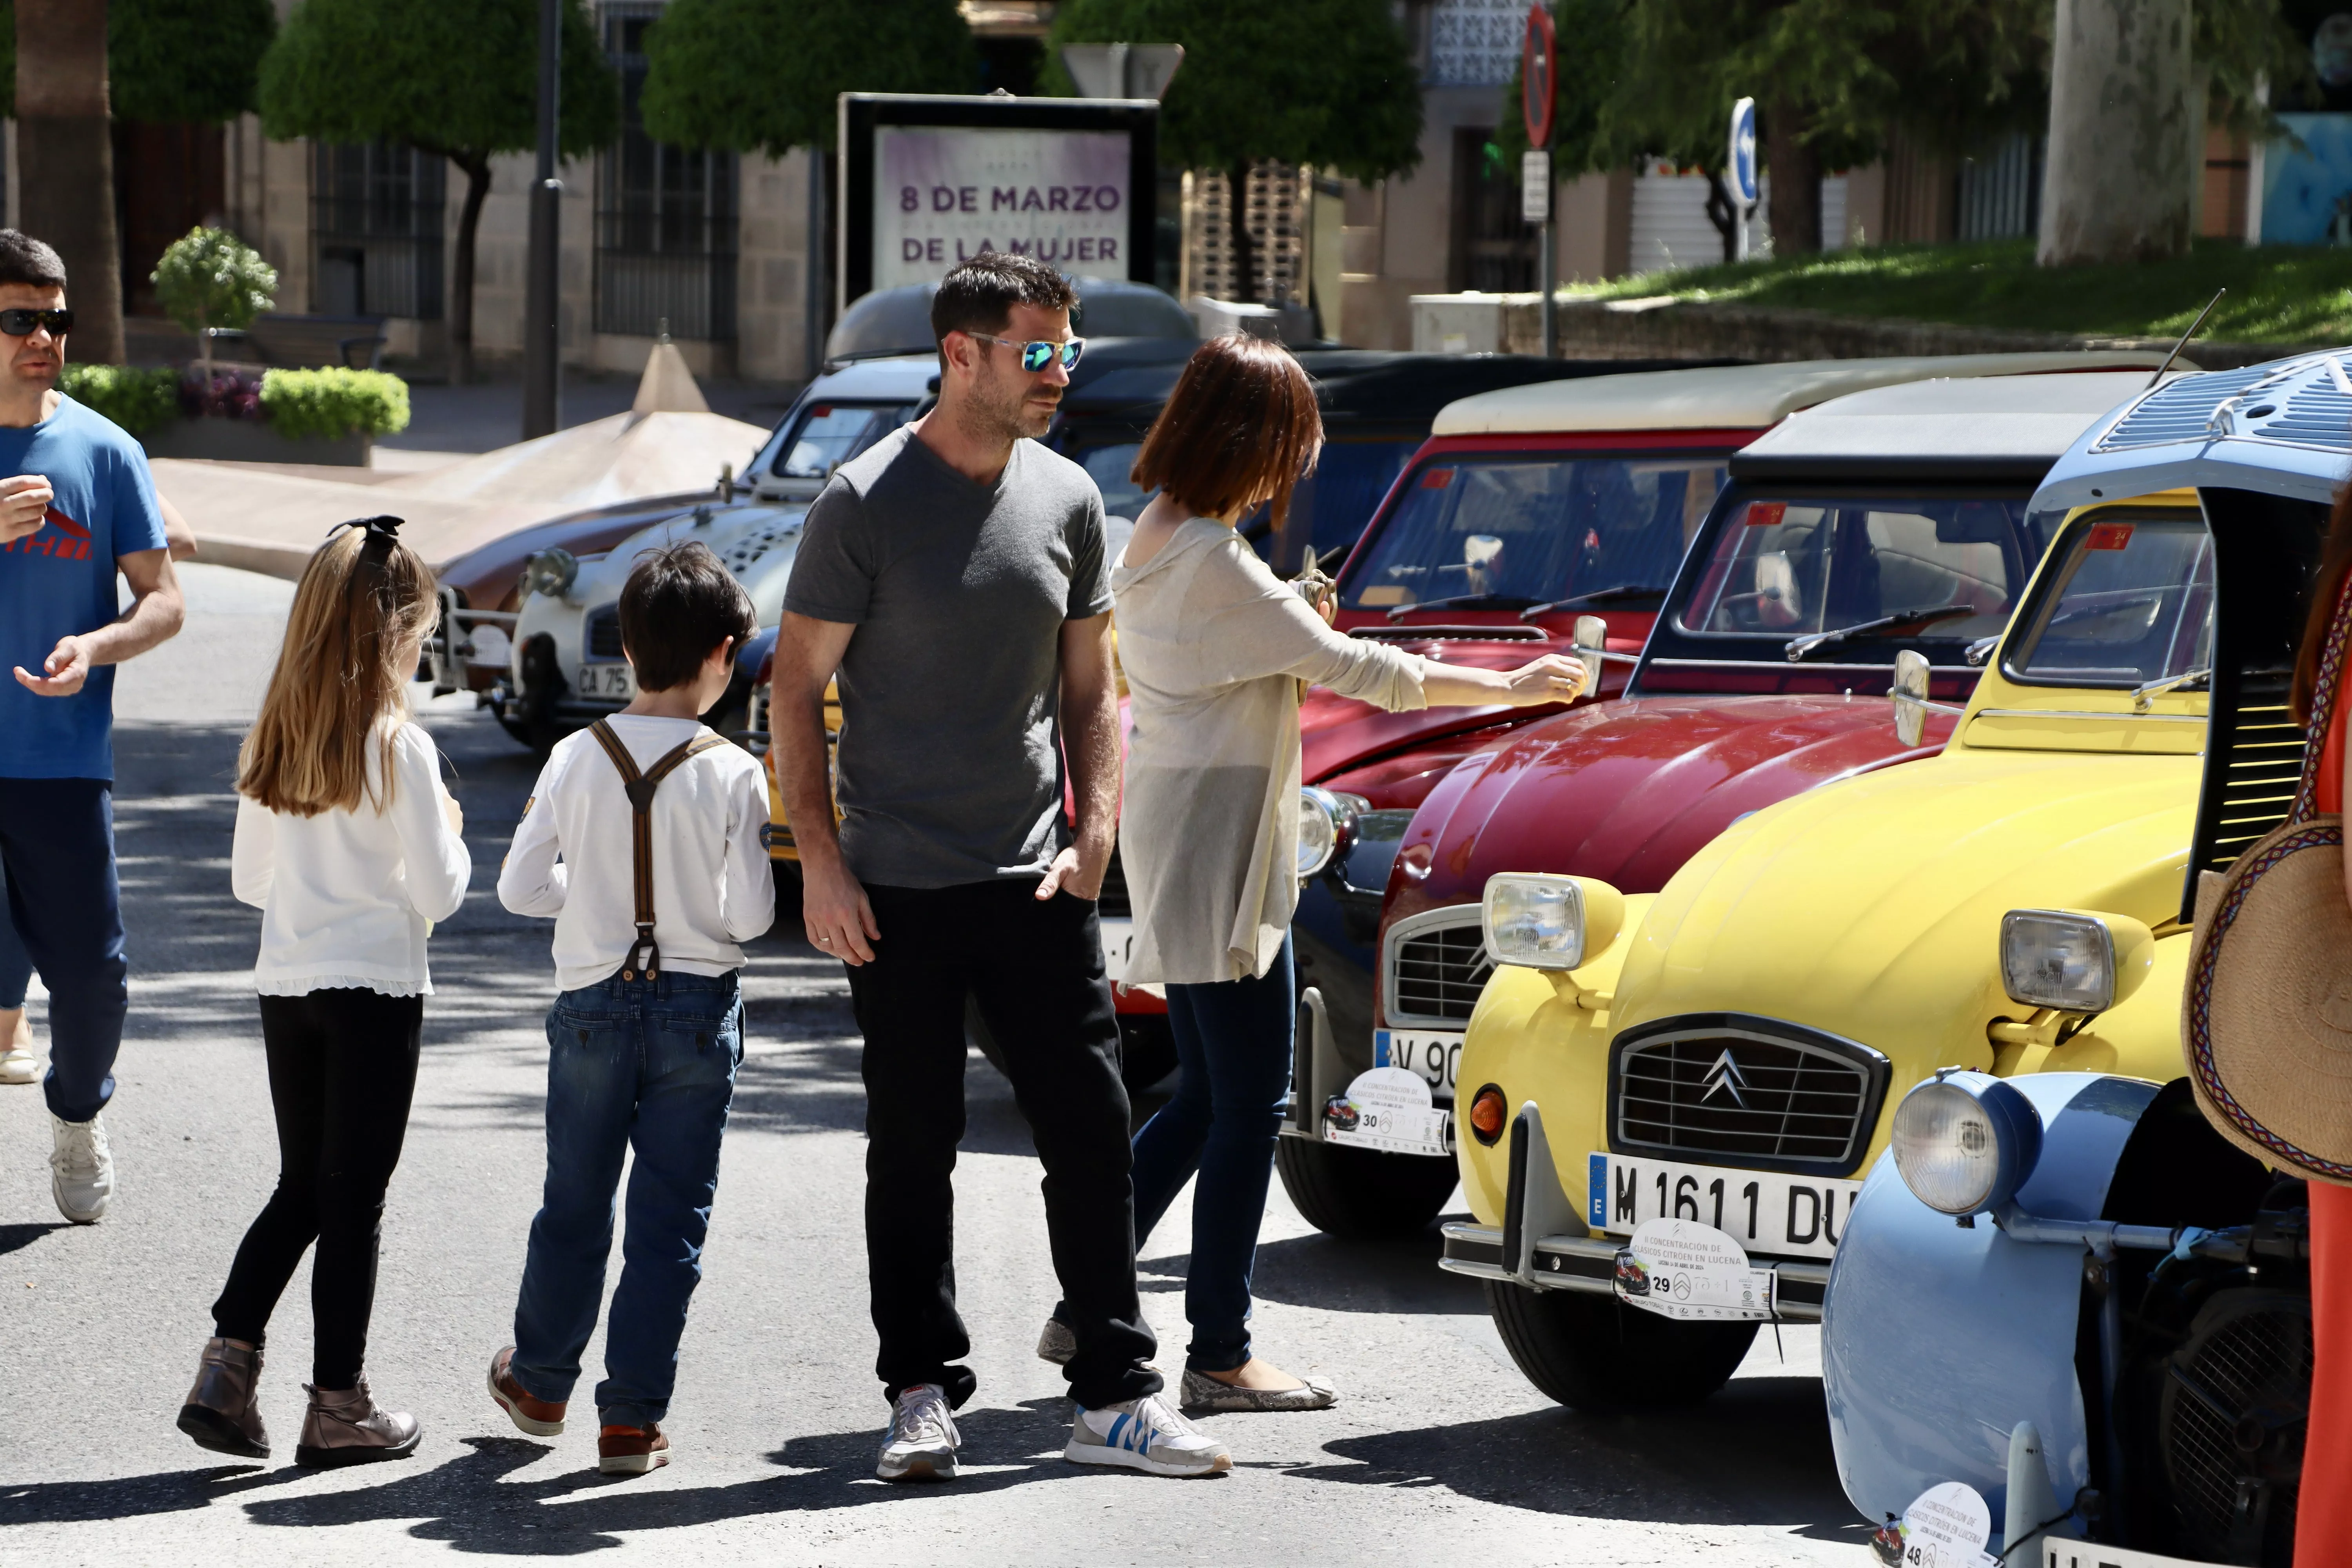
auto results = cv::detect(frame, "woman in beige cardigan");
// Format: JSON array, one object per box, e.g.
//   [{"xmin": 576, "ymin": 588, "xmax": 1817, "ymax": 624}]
[{"xmin": 1051, "ymin": 335, "xmax": 1587, "ymax": 1411}]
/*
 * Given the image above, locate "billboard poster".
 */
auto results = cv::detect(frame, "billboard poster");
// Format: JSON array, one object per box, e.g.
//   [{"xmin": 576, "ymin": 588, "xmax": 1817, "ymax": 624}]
[
  {"xmin": 874, "ymin": 128, "xmax": 1132, "ymax": 290},
  {"xmin": 838, "ymin": 94, "xmax": 1158, "ymax": 310}
]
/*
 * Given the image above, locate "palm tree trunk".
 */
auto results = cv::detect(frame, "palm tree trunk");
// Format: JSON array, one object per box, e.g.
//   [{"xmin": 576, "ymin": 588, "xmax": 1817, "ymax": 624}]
[
  {"xmin": 1226, "ymin": 161, "xmax": 1256, "ymax": 305},
  {"xmin": 446, "ymin": 150, "xmax": 492, "ymax": 385},
  {"xmin": 16, "ymin": 0, "xmax": 123, "ymax": 364},
  {"xmin": 1762, "ymin": 99, "xmax": 1822, "ymax": 258}
]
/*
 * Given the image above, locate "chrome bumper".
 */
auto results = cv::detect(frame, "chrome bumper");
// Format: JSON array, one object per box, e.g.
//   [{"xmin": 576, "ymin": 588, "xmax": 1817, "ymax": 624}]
[
  {"xmin": 1437, "ymin": 1221, "xmax": 1827, "ymax": 1321},
  {"xmin": 1439, "ymin": 1100, "xmax": 1828, "ymax": 1322}
]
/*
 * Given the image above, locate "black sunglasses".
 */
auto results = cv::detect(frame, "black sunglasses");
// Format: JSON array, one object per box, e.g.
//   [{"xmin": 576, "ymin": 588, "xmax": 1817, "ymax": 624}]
[{"xmin": 0, "ymin": 308, "xmax": 72, "ymax": 337}]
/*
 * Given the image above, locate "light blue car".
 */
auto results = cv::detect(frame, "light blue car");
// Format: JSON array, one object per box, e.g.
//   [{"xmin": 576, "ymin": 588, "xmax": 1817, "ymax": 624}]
[{"xmin": 1821, "ymin": 351, "xmax": 2352, "ymax": 1566}]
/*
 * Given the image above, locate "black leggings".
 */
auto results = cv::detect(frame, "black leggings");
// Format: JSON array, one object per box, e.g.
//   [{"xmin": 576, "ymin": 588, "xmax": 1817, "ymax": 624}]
[{"xmin": 211, "ymin": 989, "xmax": 423, "ymax": 1387}]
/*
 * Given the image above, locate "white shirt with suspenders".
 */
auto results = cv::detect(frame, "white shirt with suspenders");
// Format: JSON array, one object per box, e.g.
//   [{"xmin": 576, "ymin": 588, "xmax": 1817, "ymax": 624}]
[{"xmin": 498, "ymin": 715, "xmax": 775, "ymax": 992}]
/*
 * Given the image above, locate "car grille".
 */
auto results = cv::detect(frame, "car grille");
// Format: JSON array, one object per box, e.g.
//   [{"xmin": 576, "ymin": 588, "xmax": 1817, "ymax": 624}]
[
  {"xmin": 584, "ymin": 606, "xmax": 624, "ymax": 661},
  {"xmin": 1097, "ymin": 846, "xmax": 1130, "ymax": 918},
  {"xmin": 1611, "ymin": 1018, "xmax": 1886, "ymax": 1174},
  {"xmin": 1385, "ymin": 911, "xmax": 1492, "ymax": 1026}
]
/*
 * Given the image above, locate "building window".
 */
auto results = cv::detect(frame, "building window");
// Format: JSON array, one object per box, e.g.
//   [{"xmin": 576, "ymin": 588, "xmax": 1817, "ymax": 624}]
[
  {"xmin": 1450, "ymin": 130, "xmax": 1536, "ymax": 292},
  {"xmin": 596, "ymin": 2, "xmax": 738, "ymax": 341},
  {"xmin": 313, "ymin": 142, "xmax": 445, "ymax": 320}
]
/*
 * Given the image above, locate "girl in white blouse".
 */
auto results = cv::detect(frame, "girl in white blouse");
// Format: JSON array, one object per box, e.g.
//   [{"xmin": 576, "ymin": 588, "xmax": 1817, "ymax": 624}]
[{"xmin": 178, "ymin": 517, "xmax": 470, "ymax": 1468}]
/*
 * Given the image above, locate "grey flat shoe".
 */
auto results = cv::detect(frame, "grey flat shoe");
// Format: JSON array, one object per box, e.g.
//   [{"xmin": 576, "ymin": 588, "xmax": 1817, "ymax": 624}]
[
  {"xmin": 1180, "ymin": 1366, "xmax": 1338, "ymax": 1413},
  {"xmin": 1036, "ymin": 1316, "xmax": 1075, "ymax": 1366}
]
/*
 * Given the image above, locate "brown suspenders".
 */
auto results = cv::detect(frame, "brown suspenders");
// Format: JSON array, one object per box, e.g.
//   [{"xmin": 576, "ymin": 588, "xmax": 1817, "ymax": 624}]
[{"xmin": 586, "ymin": 719, "xmax": 732, "ymax": 982}]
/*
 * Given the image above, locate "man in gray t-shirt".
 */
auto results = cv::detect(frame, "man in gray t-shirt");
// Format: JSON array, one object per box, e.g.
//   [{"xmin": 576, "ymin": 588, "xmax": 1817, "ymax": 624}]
[
  {"xmin": 783, "ymin": 422, "xmax": 1111, "ymax": 886},
  {"xmin": 773, "ymin": 254, "xmax": 1228, "ymax": 1482}
]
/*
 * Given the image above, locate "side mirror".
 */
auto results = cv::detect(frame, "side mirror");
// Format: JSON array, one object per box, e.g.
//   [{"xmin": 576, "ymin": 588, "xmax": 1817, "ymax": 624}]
[
  {"xmin": 1892, "ymin": 648, "xmax": 1930, "ymax": 748},
  {"xmin": 1573, "ymin": 614, "xmax": 1607, "ymax": 691}
]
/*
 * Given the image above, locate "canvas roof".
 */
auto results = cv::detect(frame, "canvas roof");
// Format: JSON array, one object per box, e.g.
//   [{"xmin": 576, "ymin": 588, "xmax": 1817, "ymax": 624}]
[
  {"xmin": 1728, "ymin": 371, "xmax": 2171, "ymax": 485},
  {"xmin": 1429, "ymin": 351, "xmax": 2188, "ymax": 437}
]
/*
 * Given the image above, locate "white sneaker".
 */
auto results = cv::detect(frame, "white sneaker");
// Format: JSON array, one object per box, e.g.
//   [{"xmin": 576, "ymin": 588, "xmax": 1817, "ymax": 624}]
[
  {"xmin": 0, "ymin": 1047, "xmax": 39, "ymax": 1085},
  {"xmin": 51, "ymin": 1112, "xmax": 113, "ymax": 1224},
  {"xmin": 876, "ymin": 1382, "xmax": 960, "ymax": 1482},
  {"xmin": 1065, "ymin": 1391, "xmax": 1231, "ymax": 1477}
]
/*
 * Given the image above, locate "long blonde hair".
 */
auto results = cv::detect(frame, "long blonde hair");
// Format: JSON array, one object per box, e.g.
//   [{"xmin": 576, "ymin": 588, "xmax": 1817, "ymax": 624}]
[{"xmin": 239, "ymin": 521, "xmax": 438, "ymax": 816}]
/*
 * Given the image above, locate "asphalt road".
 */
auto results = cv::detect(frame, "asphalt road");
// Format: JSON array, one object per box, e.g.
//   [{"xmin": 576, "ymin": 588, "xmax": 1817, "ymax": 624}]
[{"xmin": 0, "ymin": 564, "xmax": 1871, "ymax": 1564}]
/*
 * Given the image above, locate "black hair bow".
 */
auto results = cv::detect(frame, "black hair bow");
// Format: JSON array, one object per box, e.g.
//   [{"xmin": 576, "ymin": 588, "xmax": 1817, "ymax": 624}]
[{"xmin": 328, "ymin": 514, "xmax": 406, "ymax": 563}]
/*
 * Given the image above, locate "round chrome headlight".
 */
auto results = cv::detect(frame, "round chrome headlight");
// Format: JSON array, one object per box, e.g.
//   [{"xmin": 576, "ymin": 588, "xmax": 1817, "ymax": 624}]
[
  {"xmin": 1889, "ymin": 1074, "xmax": 2043, "ymax": 1216},
  {"xmin": 524, "ymin": 547, "xmax": 579, "ymax": 600},
  {"xmin": 1297, "ymin": 786, "xmax": 1359, "ymax": 879}
]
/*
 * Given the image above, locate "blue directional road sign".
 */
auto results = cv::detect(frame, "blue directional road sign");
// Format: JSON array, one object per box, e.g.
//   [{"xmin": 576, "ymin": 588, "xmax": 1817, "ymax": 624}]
[{"xmin": 1729, "ymin": 97, "xmax": 1759, "ymax": 206}]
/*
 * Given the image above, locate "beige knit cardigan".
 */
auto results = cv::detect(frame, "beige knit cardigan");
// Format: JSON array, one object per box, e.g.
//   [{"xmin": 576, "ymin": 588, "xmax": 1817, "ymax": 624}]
[{"xmin": 1111, "ymin": 516, "xmax": 1427, "ymax": 985}]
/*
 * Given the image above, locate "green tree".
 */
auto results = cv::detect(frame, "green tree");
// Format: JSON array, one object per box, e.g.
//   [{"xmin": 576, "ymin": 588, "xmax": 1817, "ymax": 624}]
[
  {"xmin": 258, "ymin": 0, "xmax": 619, "ymax": 381},
  {"xmin": 1049, "ymin": 0, "xmax": 1423, "ymax": 306},
  {"xmin": 153, "ymin": 227, "xmax": 278, "ymax": 368},
  {"xmin": 0, "ymin": 0, "xmax": 277, "ymax": 122},
  {"xmin": 640, "ymin": 0, "xmax": 978, "ymax": 156}
]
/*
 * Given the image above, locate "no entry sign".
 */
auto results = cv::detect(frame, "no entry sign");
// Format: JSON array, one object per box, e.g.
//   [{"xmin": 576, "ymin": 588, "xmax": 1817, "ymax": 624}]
[{"xmin": 1522, "ymin": 4, "xmax": 1555, "ymax": 151}]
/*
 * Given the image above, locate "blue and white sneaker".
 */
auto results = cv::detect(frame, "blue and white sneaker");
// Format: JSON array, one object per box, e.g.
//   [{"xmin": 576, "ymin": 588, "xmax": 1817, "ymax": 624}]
[
  {"xmin": 1064, "ymin": 1392, "xmax": 1230, "ymax": 1477},
  {"xmin": 877, "ymin": 1382, "xmax": 960, "ymax": 1481}
]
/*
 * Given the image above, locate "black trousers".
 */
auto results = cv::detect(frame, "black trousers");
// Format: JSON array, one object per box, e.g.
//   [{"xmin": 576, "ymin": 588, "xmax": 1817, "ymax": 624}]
[
  {"xmin": 212, "ymin": 989, "xmax": 423, "ymax": 1387},
  {"xmin": 848, "ymin": 879, "xmax": 1160, "ymax": 1411}
]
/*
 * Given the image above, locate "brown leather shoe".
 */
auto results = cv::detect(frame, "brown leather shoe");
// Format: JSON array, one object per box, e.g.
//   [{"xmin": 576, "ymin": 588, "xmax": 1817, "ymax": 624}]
[
  {"xmin": 177, "ymin": 1337, "xmax": 270, "ymax": 1459},
  {"xmin": 488, "ymin": 1345, "xmax": 567, "ymax": 1437},
  {"xmin": 294, "ymin": 1376, "xmax": 421, "ymax": 1467},
  {"xmin": 598, "ymin": 1422, "xmax": 671, "ymax": 1475}
]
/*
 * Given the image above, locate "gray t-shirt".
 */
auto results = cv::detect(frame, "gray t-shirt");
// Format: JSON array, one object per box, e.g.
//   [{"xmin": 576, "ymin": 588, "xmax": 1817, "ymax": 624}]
[{"xmin": 784, "ymin": 425, "xmax": 1112, "ymax": 888}]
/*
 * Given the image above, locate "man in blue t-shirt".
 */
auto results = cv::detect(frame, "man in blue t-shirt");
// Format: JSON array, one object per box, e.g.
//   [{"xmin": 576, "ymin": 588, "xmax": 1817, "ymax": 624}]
[{"xmin": 0, "ymin": 230, "xmax": 184, "ymax": 1224}]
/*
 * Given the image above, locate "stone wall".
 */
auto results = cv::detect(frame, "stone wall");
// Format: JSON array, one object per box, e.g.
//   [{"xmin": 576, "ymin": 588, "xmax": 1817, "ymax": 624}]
[{"xmin": 1490, "ymin": 293, "xmax": 2301, "ymax": 371}]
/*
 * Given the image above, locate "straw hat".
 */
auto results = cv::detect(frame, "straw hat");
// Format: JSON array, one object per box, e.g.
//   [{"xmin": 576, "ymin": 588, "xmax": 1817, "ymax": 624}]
[{"xmin": 2186, "ymin": 820, "xmax": 2352, "ymax": 1183}]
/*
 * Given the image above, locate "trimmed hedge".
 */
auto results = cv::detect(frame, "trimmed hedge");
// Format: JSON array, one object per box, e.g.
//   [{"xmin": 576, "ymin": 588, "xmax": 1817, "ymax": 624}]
[
  {"xmin": 61, "ymin": 362, "xmax": 411, "ymax": 442},
  {"xmin": 60, "ymin": 364, "xmax": 180, "ymax": 436},
  {"xmin": 258, "ymin": 367, "xmax": 411, "ymax": 440}
]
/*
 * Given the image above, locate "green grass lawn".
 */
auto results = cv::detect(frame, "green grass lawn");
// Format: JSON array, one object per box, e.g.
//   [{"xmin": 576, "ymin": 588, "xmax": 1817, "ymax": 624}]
[{"xmin": 1565, "ymin": 237, "xmax": 2352, "ymax": 345}]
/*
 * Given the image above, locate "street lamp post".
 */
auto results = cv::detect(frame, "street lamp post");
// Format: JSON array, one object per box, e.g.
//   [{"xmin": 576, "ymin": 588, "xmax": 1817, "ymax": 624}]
[{"xmin": 521, "ymin": 0, "xmax": 563, "ymax": 438}]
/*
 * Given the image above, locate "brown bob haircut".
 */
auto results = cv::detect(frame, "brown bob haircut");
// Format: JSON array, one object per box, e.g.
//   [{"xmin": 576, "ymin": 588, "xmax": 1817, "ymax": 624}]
[{"xmin": 1131, "ymin": 334, "xmax": 1323, "ymax": 529}]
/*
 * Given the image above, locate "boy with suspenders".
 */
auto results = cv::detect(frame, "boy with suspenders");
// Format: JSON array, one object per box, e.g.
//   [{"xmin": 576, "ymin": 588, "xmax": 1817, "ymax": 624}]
[{"xmin": 487, "ymin": 542, "xmax": 772, "ymax": 1475}]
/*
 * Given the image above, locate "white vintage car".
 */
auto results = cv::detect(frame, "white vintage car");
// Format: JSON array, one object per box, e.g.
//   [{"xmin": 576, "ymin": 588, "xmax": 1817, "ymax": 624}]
[{"xmin": 500, "ymin": 353, "xmax": 939, "ymax": 743}]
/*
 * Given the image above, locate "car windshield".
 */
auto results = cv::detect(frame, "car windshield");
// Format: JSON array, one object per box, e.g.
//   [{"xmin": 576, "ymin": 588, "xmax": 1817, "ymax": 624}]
[
  {"xmin": 1341, "ymin": 454, "xmax": 1728, "ymax": 613},
  {"xmin": 2003, "ymin": 512, "xmax": 2214, "ymax": 688},
  {"xmin": 1675, "ymin": 496, "xmax": 2031, "ymax": 646},
  {"xmin": 771, "ymin": 400, "xmax": 919, "ymax": 479}
]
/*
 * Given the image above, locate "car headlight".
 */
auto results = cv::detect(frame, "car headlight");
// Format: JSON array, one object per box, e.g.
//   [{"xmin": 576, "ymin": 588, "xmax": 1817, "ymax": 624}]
[
  {"xmin": 1297, "ymin": 786, "xmax": 1360, "ymax": 879},
  {"xmin": 1481, "ymin": 873, "xmax": 1626, "ymax": 971},
  {"xmin": 1998, "ymin": 908, "xmax": 2154, "ymax": 1013},
  {"xmin": 1890, "ymin": 1072, "xmax": 2043, "ymax": 1216},
  {"xmin": 524, "ymin": 547, "xmax": 579, "ymax": 600}
]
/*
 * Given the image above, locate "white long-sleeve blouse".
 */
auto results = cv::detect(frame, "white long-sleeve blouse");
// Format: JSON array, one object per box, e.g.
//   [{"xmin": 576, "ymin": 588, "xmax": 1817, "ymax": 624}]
[{"xmin": 230, "ymin": 718, "xmax": 473, "ymax": 996}]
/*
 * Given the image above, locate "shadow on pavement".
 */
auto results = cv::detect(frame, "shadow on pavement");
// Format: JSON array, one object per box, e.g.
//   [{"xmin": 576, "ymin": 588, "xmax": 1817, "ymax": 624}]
[
  {"xmin": 1283, "ymin": 1379, "xmax": 1862, "ymax": 1539},
  {"xmin": 0, "ymin": 1461, "xmax": 289, "ymax": 1525},
  {"xmin": 0, "ymin": 1221, "xmax": 74, "ymax": 1257}
]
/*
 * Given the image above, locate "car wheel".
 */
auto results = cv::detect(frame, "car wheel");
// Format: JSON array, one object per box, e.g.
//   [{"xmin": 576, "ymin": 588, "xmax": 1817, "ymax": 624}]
[
  {"xmin": 1273, "ymin": 1134, "xmax": 1460, "ymax": 1238},
  {"xmin": 1483, "ymin": 1279, "xmax": 1757, "ymax": 1410},
  {"xmin": 964, "ymin": 995, "xmax": 1172, "ymax": 1096}
]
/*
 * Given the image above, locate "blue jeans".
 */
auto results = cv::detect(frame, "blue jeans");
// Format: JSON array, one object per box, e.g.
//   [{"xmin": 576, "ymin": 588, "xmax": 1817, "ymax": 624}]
[
  {"xmin": 0, "ymin": 779, "xmax": 126, "ymax": 1121},
  {"xmin": 1128, "ymin": 935, "xmax": 1296, "ymax": 1372},
  {"xmin": 510, "ymin": 969, "xmax": 742, "ymax": 1427}
]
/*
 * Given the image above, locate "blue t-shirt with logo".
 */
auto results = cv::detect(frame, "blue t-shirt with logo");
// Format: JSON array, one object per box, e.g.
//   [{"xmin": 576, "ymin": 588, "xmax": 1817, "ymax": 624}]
[{"xmin": 0, "ymin": 394, "xmax": 169, "ymax": 780}]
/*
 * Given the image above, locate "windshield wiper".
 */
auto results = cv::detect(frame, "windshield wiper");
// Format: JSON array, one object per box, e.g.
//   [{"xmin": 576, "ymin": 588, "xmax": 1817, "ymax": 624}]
[
  {"xmin": 1784, "ymin": 606, "xmax": 1977, "ymax": 663},
  {"xmin": 1387, "ymin": 593, "xmax": 1542, "ymax": 622},
  {"xmin": 1518, "ymin": 584, "xmax": 1673, "ymax": 620},
  {"xmin": 2131, "ymin": 666, "xmax": 2210, "ymax": 712}
]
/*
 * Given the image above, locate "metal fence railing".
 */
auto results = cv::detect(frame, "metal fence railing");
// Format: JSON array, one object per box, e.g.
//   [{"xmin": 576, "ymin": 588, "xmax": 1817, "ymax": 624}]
[
  {"xmin": 594, "ymin": 2, "xmax": 739, "ymax": 341},
  {"xmin": 1956, "ymin": 133, "xmax": 2043, "ymax": 243}
]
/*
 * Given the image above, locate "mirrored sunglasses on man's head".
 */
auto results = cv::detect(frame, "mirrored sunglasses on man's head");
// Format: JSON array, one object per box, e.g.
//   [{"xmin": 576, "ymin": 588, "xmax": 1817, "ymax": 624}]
[
  {"xmin": 0, "ymin": 307, "xmax": 71, "ymax": 337},
  {"xmin": 965, "ymin": 332, "xmax": 1084, "ymax": 372}
]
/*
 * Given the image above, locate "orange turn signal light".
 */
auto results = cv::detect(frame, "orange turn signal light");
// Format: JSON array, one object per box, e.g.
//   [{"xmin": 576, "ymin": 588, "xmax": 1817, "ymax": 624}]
[{"xmin": 1468, "ymin": 1084, "xmax": 1507, "ymax": 1145}]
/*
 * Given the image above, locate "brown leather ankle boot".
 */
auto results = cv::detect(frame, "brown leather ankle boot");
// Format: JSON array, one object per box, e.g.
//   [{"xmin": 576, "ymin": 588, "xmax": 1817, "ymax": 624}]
[
  {"xmin": 177, "ymin": 1337, "xmax": 270, "ymax": 1459},
  {"xmin": 294, "ymin": 1375, "xmax": 421, "ymax": 1467}
]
